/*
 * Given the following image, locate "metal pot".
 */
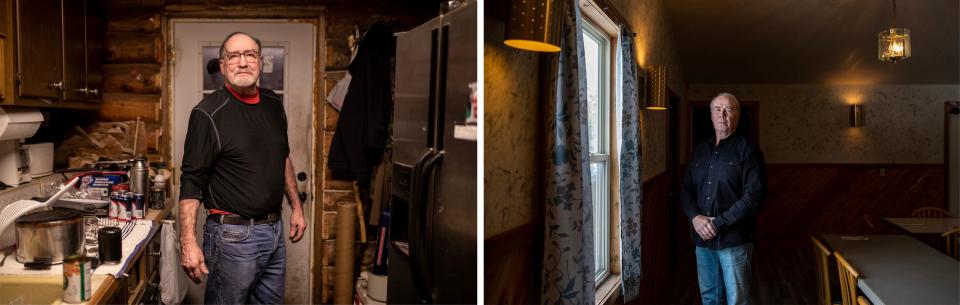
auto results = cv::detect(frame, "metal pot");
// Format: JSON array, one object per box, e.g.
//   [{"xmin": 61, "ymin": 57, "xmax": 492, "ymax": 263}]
[{"xmin": 15, "ymin": 209, "xmax": 83, "ymax": 264}]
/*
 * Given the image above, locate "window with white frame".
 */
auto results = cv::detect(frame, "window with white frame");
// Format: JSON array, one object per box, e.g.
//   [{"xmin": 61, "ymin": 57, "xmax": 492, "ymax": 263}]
[{"xmin": 582, "ymin": 17, "xmax": 612, "ymax": 285}]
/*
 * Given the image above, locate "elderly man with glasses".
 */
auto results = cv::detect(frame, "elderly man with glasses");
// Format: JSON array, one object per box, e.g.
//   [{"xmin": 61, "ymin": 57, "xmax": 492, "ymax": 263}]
[
  {"xmin": 178, "ymin": 31, "xmax": 306, "ymax": 304},
  {"xmin": 681, "ymin": 93, "xmax": 767, "ymax": 305}
]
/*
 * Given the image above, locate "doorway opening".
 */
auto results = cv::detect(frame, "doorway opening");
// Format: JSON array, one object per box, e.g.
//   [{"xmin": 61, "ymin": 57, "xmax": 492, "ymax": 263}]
[{"xmin": 168, "ymin": 19, "xmax": 318, "ymax": 304}]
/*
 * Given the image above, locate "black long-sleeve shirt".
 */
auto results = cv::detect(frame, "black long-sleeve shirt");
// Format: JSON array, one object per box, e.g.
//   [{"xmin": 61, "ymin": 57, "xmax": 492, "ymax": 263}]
[
  {"xmin": 680, "ymin": 132, "xmax": 767, "ymax": 249},
  {"xmin": 179, "ymin": 87, "xmax": 289, "ymax": 218}
]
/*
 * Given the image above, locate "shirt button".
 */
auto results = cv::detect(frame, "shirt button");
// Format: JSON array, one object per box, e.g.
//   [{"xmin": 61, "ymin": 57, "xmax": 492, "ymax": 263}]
[
  {"xmin": 708, "ymin": 181, "xmax": 712, "ymax": 184},
  {"xmin": 714, "ymin": 151, "xmax": 718, "ymax": 154},
  {"xmin": 707, "ymin": 196, "xmax": 711, "ymax": 200}
]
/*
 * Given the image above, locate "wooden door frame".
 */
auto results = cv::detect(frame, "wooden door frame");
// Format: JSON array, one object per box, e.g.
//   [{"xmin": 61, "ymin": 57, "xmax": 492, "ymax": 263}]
[
  {"xmin": 945, "ymin": 101, "xmax": 959, "ymax": 209},
  {"xmin": 163, "ymin": 7, "xmax": 326, "ymax": 304},
  {"xmin": 686, "ymin": 100, "xmax": 760, "ymax": 154}
]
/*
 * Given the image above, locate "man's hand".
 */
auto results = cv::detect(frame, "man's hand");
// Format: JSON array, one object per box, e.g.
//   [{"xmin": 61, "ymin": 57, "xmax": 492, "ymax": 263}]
[
  {"xmin": 180, "ymin": 239, "xmax": 207, "ymax": 283},
  {"xmin": 289, "ymin": 205, "xmax": 306, "ymax": 242},
  {"xmin": 692, "ymin": 215, "xmax": 717, "ymax": 240},
  {"xmin": 178, "ymin": 198, "xmax": 206, "ymax": 283}
]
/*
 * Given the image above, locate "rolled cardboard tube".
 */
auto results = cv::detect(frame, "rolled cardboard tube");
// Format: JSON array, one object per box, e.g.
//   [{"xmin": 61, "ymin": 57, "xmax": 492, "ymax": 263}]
[{"xmin": 334, "ymin": 201, "xmax": 357, "ymax": 305}]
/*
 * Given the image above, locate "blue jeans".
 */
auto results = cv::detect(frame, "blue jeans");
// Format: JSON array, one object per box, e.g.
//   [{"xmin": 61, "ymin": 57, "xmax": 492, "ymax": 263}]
[
  {"xmin": 695, "ymin": 243, "xmax": 753, "ymax": 305},
  {"xmin": 202, "ymin": 217, "xmax": 286, "ymax": 304}
]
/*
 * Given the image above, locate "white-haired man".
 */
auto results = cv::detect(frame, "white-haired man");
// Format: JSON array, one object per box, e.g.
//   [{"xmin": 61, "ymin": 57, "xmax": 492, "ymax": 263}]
[{"xmin": 680, "ymin": 93, "xmax": 767, "ymax": 305}]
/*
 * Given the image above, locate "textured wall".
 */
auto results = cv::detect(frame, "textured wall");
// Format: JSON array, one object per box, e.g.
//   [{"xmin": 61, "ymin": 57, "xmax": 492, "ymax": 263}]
[
  {"xmin": 484, "ymin": 19, "xmax": 541, "ymax": 238},
  {"xmin": 609, "ymin": 0, "xmax": 688, "ymax": 181},
  {"xmin": 688, "ymin": 85, "xmax": 960, "ymax": 164}
]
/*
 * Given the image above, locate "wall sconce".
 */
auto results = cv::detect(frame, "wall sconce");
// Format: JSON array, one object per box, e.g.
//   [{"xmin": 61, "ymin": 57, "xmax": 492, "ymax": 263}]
[
  {"xmin": 504, "ymin": 0, "xmax": 561, "ymax": 52},
  {"xmin": 850, "ymin": 104, "xmax": 864, "ymax": 127},
  {"xmin": 646, "ymin": 66, "xmax": 667, "ymax": 110}
]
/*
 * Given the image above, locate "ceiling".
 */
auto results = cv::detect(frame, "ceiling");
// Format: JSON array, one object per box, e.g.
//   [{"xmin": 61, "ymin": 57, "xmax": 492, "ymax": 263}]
[{"xmin": 662, "ymin": 0, "xmax": 959, "ymax": 85}]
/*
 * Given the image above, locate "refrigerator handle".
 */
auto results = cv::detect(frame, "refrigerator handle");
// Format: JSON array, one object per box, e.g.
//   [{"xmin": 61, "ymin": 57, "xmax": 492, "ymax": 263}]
[
  {"xmin": 408, "ymin": 149, "xmax": 435, "ymax": 303},
  {"xmin": 413, "ymin": 150, "xmax": 444, "ymax": 303}
]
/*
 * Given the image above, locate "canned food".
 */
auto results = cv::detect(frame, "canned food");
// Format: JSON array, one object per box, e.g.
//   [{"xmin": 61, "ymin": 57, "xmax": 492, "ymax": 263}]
[
  {"xmin": 63, "ymin": 255, "xmax": 92, "ymax": 303},
  {"xmin": 132, "ymin": 193, "xmax": 145, "ymax": 219}
]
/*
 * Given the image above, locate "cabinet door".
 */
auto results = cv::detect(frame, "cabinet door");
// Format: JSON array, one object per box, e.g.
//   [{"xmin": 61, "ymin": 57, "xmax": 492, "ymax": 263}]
[
  {"xmin": 63, "ymin": 0, "xmax": 85, "ymax": 102},
  {"xmin": 16, "ymin": 0, "xmax": 62, "ymax": 100},
  {"xmin": 85, "ymin": 0, "xmax": 103, "ymax": 102}
]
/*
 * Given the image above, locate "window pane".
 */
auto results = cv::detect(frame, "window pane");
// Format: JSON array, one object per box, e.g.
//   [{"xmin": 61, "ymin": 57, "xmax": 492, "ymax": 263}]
[
  {"xmin": 583, "ymin": 32, "xmax": 601, "ymax": 154},
  {"xmin": 591, "ymin": 161, "xmax": 609, "ymax": 282},
  {"xmin": 583, "ymin": 19, "xmax": 611, "ymax": 284},
  {"xmin": 202, "ymin": 46, "xmax": 225, "ymax": 90},
  {"xmin": 258, "ymin": 46, "xmax": 285, "ymax": 91}
]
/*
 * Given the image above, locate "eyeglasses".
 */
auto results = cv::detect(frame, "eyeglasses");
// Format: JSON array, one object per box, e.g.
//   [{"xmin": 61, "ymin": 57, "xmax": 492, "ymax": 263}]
[{"xmin": 221, "ymin": 50, "xmax": 260, "ymax": 64}]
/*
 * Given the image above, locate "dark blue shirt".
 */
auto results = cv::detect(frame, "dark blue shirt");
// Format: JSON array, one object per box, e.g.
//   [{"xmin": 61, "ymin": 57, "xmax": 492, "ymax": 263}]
[{"xmin": 681, "ymin": 132, "xmax": 767, "ymax": 249}]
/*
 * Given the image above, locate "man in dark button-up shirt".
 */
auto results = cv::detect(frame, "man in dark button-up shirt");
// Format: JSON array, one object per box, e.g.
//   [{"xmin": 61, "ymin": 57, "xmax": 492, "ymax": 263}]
[{"xmin": 681, "ymin": 93, "xmax": 767, "ymax": 305}]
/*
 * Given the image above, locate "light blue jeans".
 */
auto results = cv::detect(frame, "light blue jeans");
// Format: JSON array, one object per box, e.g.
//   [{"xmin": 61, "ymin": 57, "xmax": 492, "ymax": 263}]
[
  {"xmin": 202, "ymin": 218, "xmax": 286, "ymax": 305},
  {"xmin": 695, "ymin": 243, "xmax": 753, "ymax": 305}
]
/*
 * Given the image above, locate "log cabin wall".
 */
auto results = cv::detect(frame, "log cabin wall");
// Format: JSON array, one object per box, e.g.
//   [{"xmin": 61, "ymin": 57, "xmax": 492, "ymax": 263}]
[
  {"xmin": 100, "ymin": 6, "xmax": 164, "ymax": 156},
  {"xmin": 96, "ymin": 1, "xmax": 436, "ymax": 304}
]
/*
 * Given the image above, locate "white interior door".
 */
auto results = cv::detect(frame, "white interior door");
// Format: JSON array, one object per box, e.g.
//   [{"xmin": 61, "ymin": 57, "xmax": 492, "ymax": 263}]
[{"xmin": 170, "ymin": 20, "xmax": 316, "ymax": 304}]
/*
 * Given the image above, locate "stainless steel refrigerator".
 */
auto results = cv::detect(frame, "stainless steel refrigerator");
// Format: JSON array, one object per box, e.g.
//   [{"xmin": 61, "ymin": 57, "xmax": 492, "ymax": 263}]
[{"xmin": 388, "ymin": 2, "xmax": 477, "ymax": 304}]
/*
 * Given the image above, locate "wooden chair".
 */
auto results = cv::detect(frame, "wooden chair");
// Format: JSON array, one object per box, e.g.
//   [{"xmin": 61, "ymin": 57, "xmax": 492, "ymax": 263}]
[
  {"xmin": 810, "ymin": 235, "xmax": 838, "ymax": 305},
  {"xmin": 910, "ymin": 207, "xmax": 952, "ymax": 218},
  {"xmin": 943, "ymin": 227, "xmax": 960, "ymax": 260},
  {"xmin": 834, "ymin": 252, "xmax": 861, "ymax": 305},
  {"xmin": 856, "ymin": 296, "xmax": 872, "ymax": 305}
]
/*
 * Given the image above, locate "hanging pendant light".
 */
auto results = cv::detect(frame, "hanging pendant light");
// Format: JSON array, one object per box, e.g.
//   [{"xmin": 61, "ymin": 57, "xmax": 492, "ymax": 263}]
[
  {"xmin": 878, "ymin": 0, "xmax": 911, "ymax": 62},
  {"xmin": 504, "ymin": 0, "xmax": 561, "ymax": 52}
]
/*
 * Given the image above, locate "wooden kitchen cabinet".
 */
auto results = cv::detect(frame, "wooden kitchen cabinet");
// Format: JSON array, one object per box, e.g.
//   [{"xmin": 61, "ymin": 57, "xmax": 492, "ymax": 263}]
[
  {"xmin": 63, "ymin": 0, "xmax": 104, "ymax": 104},
  {"xmin": 0, "ymin": 0, "xmax": 103, "ymax": 109},
  {"xmin": 14, "ymin": 0, "xmax": 61, "ymax": 103}
]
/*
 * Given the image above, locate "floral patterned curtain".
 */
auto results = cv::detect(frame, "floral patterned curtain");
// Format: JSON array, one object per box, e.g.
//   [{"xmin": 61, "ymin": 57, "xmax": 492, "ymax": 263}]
[
  {"xmin": 618, "ymin": 24, "xmax": 644, "ymax": 302},
  {"xmin": 540, "ymin": 0, "xmax": 595, "ymax": 304}
]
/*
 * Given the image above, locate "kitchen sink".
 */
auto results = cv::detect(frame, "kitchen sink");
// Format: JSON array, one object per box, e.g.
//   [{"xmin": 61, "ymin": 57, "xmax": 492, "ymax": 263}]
[{"xmin": 0, "ymin": 275, "xmax": 62, "ymax": 305}]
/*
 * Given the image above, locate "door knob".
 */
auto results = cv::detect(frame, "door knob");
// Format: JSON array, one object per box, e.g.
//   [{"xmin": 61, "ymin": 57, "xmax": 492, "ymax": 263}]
[
  {"xmin": 47, "ymin": 81, "xmax": 63, "ymax": 90},
  {"xmin": 297, "ymin": 172, "xmax": 307, "ymax": 181}
]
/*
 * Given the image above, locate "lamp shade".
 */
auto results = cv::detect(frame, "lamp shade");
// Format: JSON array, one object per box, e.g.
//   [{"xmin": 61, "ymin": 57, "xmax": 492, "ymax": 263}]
[
  {"xmin": 646, "ymin": 66, "xmax": 667, "ymax": 110},
  {"xmin": 850, "ymin": 104, "xmax": 863, "ymax": 127},
  {"xmin": 878, "ymin": 28, "xmax": 911, "ymax": 62},
  {"xmin": 504, "ymin": 0, "xmax": 561, "ymax": 52}
]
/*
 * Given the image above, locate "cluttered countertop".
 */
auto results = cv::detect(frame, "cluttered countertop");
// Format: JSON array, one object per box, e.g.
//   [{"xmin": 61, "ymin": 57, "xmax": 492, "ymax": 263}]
[
  {"xmin": 0, "ymin": 200, "xmax": 172, "ymax": 305},
  {"xmin": 0, "ymin": 165, "xmax": 174, "ymax": 305}
]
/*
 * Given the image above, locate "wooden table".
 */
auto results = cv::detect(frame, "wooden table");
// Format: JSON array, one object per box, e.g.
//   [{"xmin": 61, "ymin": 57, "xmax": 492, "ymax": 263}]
[
  {"xmin": 884, "ymin": 218, "xmax": 960, "ymax": 234},
  {"xmin": 823, "ymin": 234, "xmax": 960, "ymax": 305}
]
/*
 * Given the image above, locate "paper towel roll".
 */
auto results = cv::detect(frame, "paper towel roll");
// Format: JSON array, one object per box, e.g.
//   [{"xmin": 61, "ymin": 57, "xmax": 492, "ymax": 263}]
[
  {"xmin": 335, "ymin": 201, "xmax": 357, "ymax": 305},
  {"xmin": 0, "ymin": 107, "xmax": 43, "ymax": 141}
]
